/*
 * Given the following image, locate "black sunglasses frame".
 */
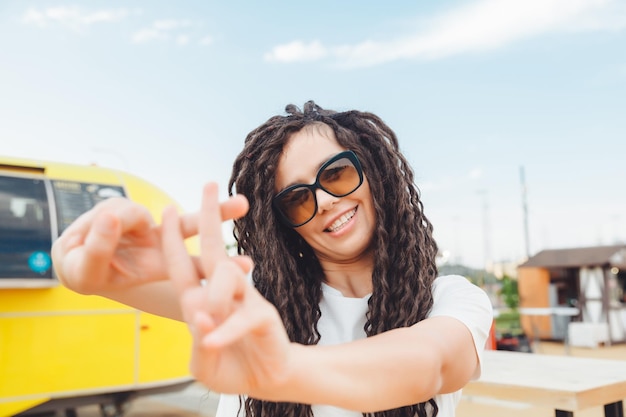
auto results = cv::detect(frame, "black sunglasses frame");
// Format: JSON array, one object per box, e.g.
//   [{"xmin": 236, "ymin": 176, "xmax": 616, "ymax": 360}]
[{"xmin": 272, "ymin": 150, "xmax": 364, "ymax": 228}]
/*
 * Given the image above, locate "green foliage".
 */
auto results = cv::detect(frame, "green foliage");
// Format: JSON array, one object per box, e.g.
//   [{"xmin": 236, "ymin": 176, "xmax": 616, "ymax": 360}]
[
  {"xmin": 494, "ymin": 309, "xmax": 523, "ymax": 336},
  {"xmin": 499, "ymin": 274, "xmax": 519, "ymax": 309}
]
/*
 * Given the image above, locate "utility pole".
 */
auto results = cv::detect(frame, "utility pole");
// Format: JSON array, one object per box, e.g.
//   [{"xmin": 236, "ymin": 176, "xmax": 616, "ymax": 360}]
[
  {"xmin": 520, "ymin": 166, "xmax": 530, "ymax": 259},
  {"xmin": 477, "ymin": 189, "xmax": 491, "ymax": 272}
]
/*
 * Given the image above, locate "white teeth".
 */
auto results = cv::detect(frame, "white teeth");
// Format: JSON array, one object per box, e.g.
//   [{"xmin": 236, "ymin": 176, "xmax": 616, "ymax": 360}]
[{"xmin": 327, "ymin": 208, "xmax": 356, "ymax": 232}]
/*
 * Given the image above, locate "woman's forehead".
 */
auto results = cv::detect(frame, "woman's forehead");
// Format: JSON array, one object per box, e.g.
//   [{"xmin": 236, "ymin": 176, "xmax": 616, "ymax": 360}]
[{"xmin": 274, "ymin": 125, "xmax": 344, "ymax": 189}]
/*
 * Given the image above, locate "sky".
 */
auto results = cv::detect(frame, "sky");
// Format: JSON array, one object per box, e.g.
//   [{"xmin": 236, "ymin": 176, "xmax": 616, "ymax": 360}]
[{"xmin": 1, "ymin": 0, "xmax": 625, "ymax": 269}]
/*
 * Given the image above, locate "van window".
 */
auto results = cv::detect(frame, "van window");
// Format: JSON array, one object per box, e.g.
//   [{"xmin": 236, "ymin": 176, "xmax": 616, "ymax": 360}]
[
  {"xmin": 0, "ymin": 175, "xmax": 53, "ymax": 279},
  {"xmin": 0, "ymin": 176, "xmax": 126, "ymax": 281},
  {"xmin": 52, "ymin": 181, "xmax": 125, "ymax": 234}
]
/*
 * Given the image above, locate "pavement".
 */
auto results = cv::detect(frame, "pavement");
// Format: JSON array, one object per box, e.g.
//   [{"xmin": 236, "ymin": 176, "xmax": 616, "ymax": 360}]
[
  {"xmin": 74, "ymin": 384, "xmax": 218, "ymax": 417},
  {"xmin": 73, "ymin": 341, "xmax": 626, "ymax": 417},
  {"xmin": 127, "ymin": 384, "xmax": 219, "ymax": 417}
]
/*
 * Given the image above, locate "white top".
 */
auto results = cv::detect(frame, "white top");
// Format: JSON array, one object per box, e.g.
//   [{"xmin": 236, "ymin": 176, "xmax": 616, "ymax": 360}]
[{"xmin": 216, "ymin": 275, "xmax": 493, "ymax": 417}]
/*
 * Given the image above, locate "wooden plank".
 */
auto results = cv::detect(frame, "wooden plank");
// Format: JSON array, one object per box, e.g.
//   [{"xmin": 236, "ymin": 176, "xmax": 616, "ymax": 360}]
[{"xmin": 465, "ymin": 351, "xmax": 626, "ymax": 412}]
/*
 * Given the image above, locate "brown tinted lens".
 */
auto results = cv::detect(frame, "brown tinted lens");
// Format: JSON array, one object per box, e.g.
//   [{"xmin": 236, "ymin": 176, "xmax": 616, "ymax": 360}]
[
  {"xmin": 319, "ymin": 158, "xmax": 360, "ymax": 196},
  {"xmin": 277, "ymin": 187, "xmax": 316, "ymax": 225}
]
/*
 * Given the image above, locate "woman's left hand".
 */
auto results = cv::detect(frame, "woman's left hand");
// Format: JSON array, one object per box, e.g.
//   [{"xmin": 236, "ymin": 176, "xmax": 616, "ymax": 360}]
[{"xmin": 161, "ymin": 183, "xmax": 292, "ymax": 396}]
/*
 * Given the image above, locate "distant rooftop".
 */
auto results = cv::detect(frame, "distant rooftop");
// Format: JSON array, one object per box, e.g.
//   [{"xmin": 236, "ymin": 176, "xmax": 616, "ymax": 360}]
[{"xmin": 519, "ymin": 245, "xmax": 626, "ymax": 269}]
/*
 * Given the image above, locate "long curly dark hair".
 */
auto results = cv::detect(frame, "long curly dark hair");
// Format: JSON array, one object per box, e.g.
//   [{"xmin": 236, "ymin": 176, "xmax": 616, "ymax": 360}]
[{"xmin": 227, "ymin": 101, "xmax": 440, "ymax": 417}]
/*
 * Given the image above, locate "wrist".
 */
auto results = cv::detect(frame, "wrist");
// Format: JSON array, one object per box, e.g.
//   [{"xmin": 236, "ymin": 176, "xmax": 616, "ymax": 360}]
[{"xmin": 253, "ymin": 342, "xmax": 310, "ymax": 403}]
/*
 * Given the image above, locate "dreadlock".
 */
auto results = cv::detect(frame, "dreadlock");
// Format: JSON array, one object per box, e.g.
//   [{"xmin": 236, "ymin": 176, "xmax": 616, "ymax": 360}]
[{"xmin": 227, "ymin": 100, "xmax": 440, "ymax": 417}]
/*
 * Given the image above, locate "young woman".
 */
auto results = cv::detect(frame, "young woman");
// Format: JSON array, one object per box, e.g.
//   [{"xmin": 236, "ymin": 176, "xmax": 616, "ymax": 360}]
[{"xmin": 52, "ymin": 101, "xmax": 493, "ymax": 417}]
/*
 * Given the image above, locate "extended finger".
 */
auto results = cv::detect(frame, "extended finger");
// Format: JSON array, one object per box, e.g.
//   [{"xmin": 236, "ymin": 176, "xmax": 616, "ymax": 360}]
[
  {"xmin": 203, "ymin": 259, "xmax": 247, "ymax": 325},
  {"xmin": 201, "ymin": 260, "xmax": 251, "ymax": 345},
  {"xmin": 162, "ymin": 205, "xmax": 202, "ymax": 295},
  {"xmin": 179, "ymin": 286, "xmax": 216, "ymax": 332},
  {"xmin": 60, "ymin": 197, "xmax": 151, "ymax": 240},
  {"xmin": 193, "ymin": 310, "xmax": 216, "ymax": 342},
  {"xmin": 55, "ymin": 197, "xmax": 122, "ymax": 239},
  {"xmin": 199, "ymin": 183, "xmax": 229, "ymax": 278},
  {"xmin": 184, "ymin": 256, "xmax": 250, "ymax": 286},
  {"xmin": 179, "ymin": 194, "xmax": 249, "ymax": 238},
  {"xmin": 202, "ymin": 283, "xmax": 275, "ymax": 348},
  {"xmin": 113, "ymin": 201, "xmax": 155, "ymax": 235}
]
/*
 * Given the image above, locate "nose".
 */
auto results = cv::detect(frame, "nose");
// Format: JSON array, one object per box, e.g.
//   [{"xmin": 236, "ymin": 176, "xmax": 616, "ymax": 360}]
[{"xmin": 315, "ymin": 188, "xmax": 338, "ymax": 213}]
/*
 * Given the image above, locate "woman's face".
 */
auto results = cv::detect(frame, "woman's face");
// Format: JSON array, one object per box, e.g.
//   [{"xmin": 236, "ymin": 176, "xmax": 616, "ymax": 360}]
[{"xmin": 274, "ymin": 124, "xmax": 376, "ymax": 263}]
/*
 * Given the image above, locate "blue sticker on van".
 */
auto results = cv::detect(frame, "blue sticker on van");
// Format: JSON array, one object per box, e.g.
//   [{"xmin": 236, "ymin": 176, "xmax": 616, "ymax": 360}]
[{"xmin": 28, "ymin": 251, "xmax": 52, "ymax": 274}]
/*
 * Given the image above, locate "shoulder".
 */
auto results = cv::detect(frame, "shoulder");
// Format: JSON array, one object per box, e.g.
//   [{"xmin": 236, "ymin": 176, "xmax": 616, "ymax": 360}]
[
  {"xmin": 429, "ymin": 275, "xmax": 494, "ymax": 375},
  {"xmin": 431, "ymin": 274, "xmax": 489, "ymax": 304},
  {"xmin": 430, "ymin": 274, "xmax": 492, "ymax": 317}
]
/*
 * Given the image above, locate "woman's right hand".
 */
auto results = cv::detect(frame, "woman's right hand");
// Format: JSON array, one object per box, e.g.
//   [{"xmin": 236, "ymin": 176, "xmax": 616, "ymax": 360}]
[{"xmin": 51, "ymin": 194, "xmax": 249, "ymax": 297}]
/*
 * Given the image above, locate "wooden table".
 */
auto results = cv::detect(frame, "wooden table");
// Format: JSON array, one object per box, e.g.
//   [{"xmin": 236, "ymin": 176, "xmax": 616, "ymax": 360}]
[{"xmin": 464, "ymin": 350, "xmax": 626, "ymax": 417}]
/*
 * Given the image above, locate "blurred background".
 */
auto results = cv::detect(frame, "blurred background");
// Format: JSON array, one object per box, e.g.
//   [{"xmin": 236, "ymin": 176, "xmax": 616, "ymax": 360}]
[{"xmin": 1, "ymin": 1, "xmax": 626, "ymax": 416}]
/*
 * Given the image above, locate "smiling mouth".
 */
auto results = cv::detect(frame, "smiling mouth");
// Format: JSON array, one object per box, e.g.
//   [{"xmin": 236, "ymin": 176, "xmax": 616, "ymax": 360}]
[{"xmin": 325, "ymin": 207, "xmax": 357, "ymax": 233}]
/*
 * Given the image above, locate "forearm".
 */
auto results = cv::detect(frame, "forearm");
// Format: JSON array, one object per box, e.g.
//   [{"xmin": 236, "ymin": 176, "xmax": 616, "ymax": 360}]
[
  {"xmin": 264, "ymin": 327, "xmax": 443, "ymax": 412},
  {"xmin": 100, "ymin": 280, "xmax": 184, "ymax": 321}
]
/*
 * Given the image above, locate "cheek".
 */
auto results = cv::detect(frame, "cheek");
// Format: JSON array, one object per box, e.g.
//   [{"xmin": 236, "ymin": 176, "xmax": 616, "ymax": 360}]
[
  {"xmin": 358, "ymin": 183, "xmax": 375, "ymax": 212},
  {"xmin": 361, "ymin": 192, "xmax": 377, "ymax": 229},
  {"xmin": 293, "ymin": 224, "xmax": 317, "ymax": 244}
]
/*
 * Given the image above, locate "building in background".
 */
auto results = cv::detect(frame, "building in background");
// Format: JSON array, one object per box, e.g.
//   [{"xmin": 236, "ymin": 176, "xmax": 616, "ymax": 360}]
[{"xmin": 517, "ymin": 245, "xmax": 626, "ymax": 346}]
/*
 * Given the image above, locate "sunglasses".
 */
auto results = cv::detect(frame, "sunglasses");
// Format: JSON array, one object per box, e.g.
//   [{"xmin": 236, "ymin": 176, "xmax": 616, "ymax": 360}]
[{"xmin": 273, "ymin": 150, "xmax": 364, "ymax": 228}]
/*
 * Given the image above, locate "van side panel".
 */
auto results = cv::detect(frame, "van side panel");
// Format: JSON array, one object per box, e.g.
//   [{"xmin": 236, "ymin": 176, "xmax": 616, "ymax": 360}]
[
  {"xmin": 0, "ymin": 311, "xmax": 136, "ymax": 395},
  {"xmin": 44, "ymin": 163, "xmax": 123, "ymax": 186},
  {"xmin": 0, "ymin": 287, "xmax": 135, "ymax": 314},
  {"xmin": 138, "ymin": 312, "xmax": 192, "ymax": 383}
]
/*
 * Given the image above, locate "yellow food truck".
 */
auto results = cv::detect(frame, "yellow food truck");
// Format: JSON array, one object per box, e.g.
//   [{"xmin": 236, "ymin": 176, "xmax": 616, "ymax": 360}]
[{"xmin": 0, "ymin": 156, "xmax": 194, "ymax": 417}]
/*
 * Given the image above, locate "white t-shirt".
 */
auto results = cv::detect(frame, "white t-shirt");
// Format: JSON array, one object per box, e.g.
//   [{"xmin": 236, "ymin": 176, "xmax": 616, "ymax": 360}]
[{"xmin": 216, "ymin": 275, "xmax": 493, "ymax": 417}]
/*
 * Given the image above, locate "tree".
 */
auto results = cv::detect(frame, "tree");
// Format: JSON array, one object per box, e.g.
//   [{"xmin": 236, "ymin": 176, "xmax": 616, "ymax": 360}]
[{"xmin": 499, "ymin": 274, "xmax": 519, "ymax": 310}]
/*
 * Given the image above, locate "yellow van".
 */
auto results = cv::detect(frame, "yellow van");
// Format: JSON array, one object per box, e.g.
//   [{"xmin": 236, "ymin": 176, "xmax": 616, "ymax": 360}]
[{"xmin": 0, "ymin": 156, "xmax": 194, "ymax": 417}]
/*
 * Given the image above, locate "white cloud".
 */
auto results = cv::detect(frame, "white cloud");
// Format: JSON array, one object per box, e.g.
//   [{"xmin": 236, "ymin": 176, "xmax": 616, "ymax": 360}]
[
  {"xmin": 265, "ymin": 0, "xmax": 626, "ymax": 67},
  {"xmin": 131, "ymin": 28, "xmax": 168, "ymax": 44},
  {"xmin": 20, "ymin": 7, "xmax": 205, "ymax": 46},
  {"xmin": 153, "ymin": 19, "xmax": 192, "ymax": 30},
  {"xmin": 199, "ymin": 35, "xmax": 213, "ymax": 46},
  {"xmin": 132, "ymin": 19, "xmax": 200, "ymax": 46},
  {"xmin": 264, "ymin": 40, "xmax": 327, "ymax": 62},
  {"xmin": 176, "ymin": 34, "xmax": 190, "ymax": 46},
  {"xmin": 469, "ymin": 168, "xmax": 483, "ymax": 180},
  {"xmin": 22, "ymin": 6, "xmax": 129, "ymax": 30}
]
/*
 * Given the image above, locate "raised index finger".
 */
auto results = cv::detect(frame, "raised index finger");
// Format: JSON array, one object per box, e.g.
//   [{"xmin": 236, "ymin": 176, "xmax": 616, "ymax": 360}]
[
  {"xmin": 199, "ymin": 182, "xmax": 230, "ymax": 279},
  {"xmin": 162, "ymin": 204, "xmax": 200, "ymax": 294}
]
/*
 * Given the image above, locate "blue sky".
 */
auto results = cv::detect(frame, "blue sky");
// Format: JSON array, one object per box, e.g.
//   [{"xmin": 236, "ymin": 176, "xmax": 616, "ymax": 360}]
[{"xmin": 1, "ymin": 0, "xmax": 625, "ymax": 269}]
